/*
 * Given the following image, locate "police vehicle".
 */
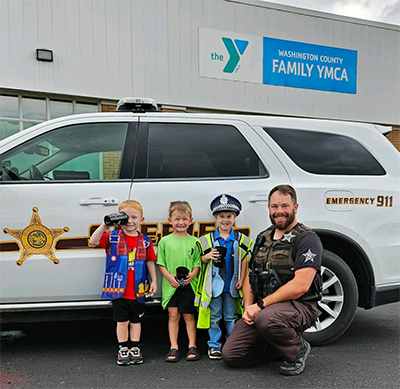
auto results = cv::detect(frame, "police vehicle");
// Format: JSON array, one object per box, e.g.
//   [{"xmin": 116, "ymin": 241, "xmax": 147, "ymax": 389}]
[{"xmin": 1, "ymin": 97, "xmax": 399, "ymax": 346}]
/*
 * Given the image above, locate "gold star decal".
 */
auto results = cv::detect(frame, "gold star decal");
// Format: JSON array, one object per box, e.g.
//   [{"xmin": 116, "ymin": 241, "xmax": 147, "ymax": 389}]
[{"xmin": 3, "ymin": 207, "xmax": 69, "ymax": 266}]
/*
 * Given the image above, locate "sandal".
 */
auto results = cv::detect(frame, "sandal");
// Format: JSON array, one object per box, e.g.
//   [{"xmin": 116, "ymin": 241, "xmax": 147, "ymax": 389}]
[
  {"xmin": 165, "ymin": 348, "xmax": 180, "ymax": 362},
  {"xmin": 186, "ymin": 347, "xmax": 200, "ymax": 361}
]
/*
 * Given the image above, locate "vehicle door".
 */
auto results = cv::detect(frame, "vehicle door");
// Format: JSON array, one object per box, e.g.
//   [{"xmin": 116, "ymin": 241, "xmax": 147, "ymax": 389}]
[
  {"xmin": 0, "ymin": 117, "xmax": 138, "ymax": 304},
  {"xmin": 131, "ymin": 116, "xmax": 290, "ymax": 246}
]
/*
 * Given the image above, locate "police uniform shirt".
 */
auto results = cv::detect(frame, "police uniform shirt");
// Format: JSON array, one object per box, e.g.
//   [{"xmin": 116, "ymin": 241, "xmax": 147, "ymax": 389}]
[{"xmin": 292, "ymin": 231, "xmax": 323, "ymax": 273}]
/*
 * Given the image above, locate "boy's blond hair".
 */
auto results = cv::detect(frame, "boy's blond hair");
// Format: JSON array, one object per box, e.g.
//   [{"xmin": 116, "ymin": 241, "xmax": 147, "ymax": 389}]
[
  {"xmin": 169, "ymin": 201, "xmax": 192, "ymax": 217},
  {"xmin": 119, "ymin": 200, "xmax": 143, "ymax": 216}
]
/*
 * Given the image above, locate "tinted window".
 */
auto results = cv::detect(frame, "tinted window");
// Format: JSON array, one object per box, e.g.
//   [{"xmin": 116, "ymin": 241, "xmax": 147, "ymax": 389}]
[
  {"xmin": 264, "ymin": 127, "xmax": 386, "ymax": 175},
  {"xmin": 1, "ymin": 123, "xmax": 129, "ymax": 181},
  {"xmin": 140, "ymin": 123, "xmax": 267, "ymax": 179}
]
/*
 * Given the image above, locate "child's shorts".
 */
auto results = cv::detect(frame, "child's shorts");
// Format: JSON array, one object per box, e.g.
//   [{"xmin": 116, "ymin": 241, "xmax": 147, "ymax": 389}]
[
  {"xmin": 167, "ymin": 285, "xmax": 196, "ymax": 314},
  {"xmin": 112, "ymin": 298, "xmax": 145, "ymax": 323}
]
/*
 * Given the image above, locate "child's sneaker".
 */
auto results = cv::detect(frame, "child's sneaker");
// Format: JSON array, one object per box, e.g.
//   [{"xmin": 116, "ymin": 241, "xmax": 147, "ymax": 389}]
[
  {"xmin": 117, "ymin": 346, "xmax": 131, "ymax": 366},
  {"xmin": 130, "ymin": 346, "xmax": 144, "ymax": 364},
  {"xmin": 208, "ymin": 347, "xmax": 222, "ymax": 360}
]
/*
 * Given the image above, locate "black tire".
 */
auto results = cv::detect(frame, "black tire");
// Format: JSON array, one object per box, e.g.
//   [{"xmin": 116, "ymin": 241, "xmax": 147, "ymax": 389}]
[{"xmin": 304, "ymin": 249, "xmax": 358, "ymax": 346}]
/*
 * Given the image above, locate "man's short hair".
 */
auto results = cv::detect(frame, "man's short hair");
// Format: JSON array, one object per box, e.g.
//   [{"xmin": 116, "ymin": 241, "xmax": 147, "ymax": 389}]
[
  {"xmin": 169, "ymin": 201, "xmax": 192, "ymax": 217},
  {"xmin": 268, "ymin": 184, "xmax": 297, "ymax": 204}
]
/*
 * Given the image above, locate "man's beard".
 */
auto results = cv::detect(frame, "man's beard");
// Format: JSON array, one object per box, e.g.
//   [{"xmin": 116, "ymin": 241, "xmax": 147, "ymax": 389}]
[{"xmin": 269, "ymin": 211, "xmax": 295, "ymax": 231}]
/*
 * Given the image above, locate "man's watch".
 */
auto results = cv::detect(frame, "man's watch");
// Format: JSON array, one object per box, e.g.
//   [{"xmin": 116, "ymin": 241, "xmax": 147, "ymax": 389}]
[{"xmin": 257, "ymin": 299, "xmax": 265, "ymax": 310}]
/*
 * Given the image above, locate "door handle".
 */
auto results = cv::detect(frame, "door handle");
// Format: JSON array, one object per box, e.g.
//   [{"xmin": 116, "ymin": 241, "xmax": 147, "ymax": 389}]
[
  {"xmin": 80, "ymin": 198, "xmax": 119, "ymax": 206},
  {"xmin": 248, "ymin": 195, "xmax": 269, "ymax": 203}
]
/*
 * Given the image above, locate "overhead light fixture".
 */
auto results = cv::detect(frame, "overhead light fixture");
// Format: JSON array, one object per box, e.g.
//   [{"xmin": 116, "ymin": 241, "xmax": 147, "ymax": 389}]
[{"xmin": 36, "ymin": 49, "xmax": 53, "ymax": 62}]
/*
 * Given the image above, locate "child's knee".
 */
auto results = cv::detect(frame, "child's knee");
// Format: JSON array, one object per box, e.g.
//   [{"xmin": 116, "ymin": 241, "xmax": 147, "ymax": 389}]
[
  {"xmin": 117, "ymin": 320, "xmax": 129, "ymax": 328},
  {"xmin": 182, "ymin": 313, "xmax": 194, "ymax": 322},
  {"xmin": 168, "ymin": 310, "xmax": 180, "ymax": 321}
]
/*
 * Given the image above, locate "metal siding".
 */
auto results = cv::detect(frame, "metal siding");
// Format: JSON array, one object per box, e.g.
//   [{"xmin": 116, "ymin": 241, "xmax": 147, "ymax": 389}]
[
  {"xmin": 92, "ymin": 0, "xmax": 108, "ymax": 98},
  {"xmin": 52, "ymin": 0, "xmax": 68, "ymax": 94},
  {"xmin": 0, "ymin": 0, "xmax": 398, "ymax": 125},
  {"xmin": 143, "ymin": 1, "xmax": 157, "ymax": 99},
  {"xmin": 78, "ymin": 0, "xmax": 95, "ymax": 96},
  {"xmin": 22, "ymin": 1, "xmax": 38, "ymax": 92},
  {"xmin": 64, "ymin": 0, "xmax": 81, "ymax": 95},
  {"xmin": 189, "ymin": 0, "xmax": 203, "ymax": 108},
  {"xmin": 8, "ymin": 1, "xmax": 24, "ymax": 91},
  {"xmin": 167, "ymin": 0, "xmax": 181, "ymax": 103},
  {"xmin": 104, "ymin": 1, "xmax": 120, "ymax": 97},
  {"xmin": 200, "ymin": 0, "xmax": 215, "ymax": 108},
  {"xmin": 130, "ymin": 0, "xmax": 145, "ymax": 96},
  {"xmin": 0, "ymin": 1, "xmax": 11, "ymax": 84},
  {"xmin": 118, "ymin": 0, "xmax": 133, "ymax": 98},
  {"xmin": 155, "ymin": 0, "xmax": 169, "ymax": 103}
]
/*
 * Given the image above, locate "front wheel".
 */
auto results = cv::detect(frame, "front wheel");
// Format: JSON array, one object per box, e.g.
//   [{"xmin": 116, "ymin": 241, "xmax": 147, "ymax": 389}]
[{"xmin": 304, "ymin": 250, "xmax": 358, "ymax": 346}]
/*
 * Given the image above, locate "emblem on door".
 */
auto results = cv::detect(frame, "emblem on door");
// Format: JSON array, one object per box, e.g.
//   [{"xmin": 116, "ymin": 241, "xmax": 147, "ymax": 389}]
[{"xmin": 3, "ymin": 207, "xmax": 69, "ymax": 266}]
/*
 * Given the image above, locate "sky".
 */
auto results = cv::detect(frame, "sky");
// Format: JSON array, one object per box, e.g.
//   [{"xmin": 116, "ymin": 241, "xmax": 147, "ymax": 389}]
[{"xmin": 266, "ymin": 0, "xmax": 400, "ymax": 25}]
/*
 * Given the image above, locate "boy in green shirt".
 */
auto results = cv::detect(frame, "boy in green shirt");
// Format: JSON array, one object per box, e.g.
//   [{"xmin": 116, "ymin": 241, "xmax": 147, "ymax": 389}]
[{"xmin": 157, "ymin": 201, "xmax": 201, "ymax": 362}]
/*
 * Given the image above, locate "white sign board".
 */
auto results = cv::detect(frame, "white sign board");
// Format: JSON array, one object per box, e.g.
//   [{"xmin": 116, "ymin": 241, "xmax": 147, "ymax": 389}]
[{"xmin": 199, "ymin": 27, "xmax": 263, "ymax": 83}]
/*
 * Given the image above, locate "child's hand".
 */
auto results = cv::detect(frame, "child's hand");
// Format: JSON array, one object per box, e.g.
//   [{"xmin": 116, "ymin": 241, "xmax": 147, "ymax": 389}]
[
  {"xmin": 202, "ymin": 249, "xmax": 219, "ymax": 263},
  {"xmin": 183, "ymin": 271, "xmax": 195, "ymax": 286},
  {"xmin": 235, "ymin": 279, "xmax": 243, "ymax": 290},
  {"xmin": 168, "ymin": 273, "xmax": 180, "ymax": 288},
  {"xmin": 149, "ymin": 281, "xmax": 157, "ymax": 295}
]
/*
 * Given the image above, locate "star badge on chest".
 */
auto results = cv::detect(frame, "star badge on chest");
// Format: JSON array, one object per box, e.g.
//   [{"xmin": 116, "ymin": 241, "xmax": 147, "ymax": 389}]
[{"xmin": 281, "ymin": 231, "xmax": 296, "ymax": 243}]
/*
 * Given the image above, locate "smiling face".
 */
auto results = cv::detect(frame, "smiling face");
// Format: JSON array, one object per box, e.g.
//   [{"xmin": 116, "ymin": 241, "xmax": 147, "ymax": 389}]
[
  {"xmin": 168, "ymin": 210, "xmax": 193, "ymax": 234},
  {"xmin": 214, "ymin": 211, "xmax": 236, "ymax": 234},
  {"xmin": 120, "ymin": 207, "xmax": 144, "ymax": 236},
  {"xmin": 268, "ymin": 191, "xmax": 298, "ymax": 231}
]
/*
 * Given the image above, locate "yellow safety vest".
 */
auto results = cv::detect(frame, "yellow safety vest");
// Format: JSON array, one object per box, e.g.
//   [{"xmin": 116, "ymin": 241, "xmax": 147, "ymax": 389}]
[{"xmin": 195, "ymin": 231, "xmax": 252, "ymax": 329}]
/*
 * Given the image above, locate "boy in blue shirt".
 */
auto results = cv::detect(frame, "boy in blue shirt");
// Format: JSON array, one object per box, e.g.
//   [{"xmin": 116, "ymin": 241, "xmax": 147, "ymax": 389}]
[{"xmin": 196, "ymin": 194, "xmax": 252, "ymax": 359}]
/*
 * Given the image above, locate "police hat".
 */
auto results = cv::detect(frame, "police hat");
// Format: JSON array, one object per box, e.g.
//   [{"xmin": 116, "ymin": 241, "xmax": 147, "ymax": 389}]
[{"xmin": 210, "ymin": 194, "xmax": 242, "ymax": 216}]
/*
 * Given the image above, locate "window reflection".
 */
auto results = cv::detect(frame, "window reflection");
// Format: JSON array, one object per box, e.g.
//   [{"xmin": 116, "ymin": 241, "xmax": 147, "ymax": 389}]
[
  {"xmin": 50, "ymin": 100, "xmax": 73, "ymax": 119},
  {"xmin": 22, "ymin": 98, "xmax": 46, "ymax": 120},
  {"xmin": 75, "ymin": 103, "xmax": 98, "ymax": 114},
  {"xmin": 0, "ymin": 95, "xmax": 19, "ymax": 118},
  {"xmin": 0, "ymin": 121, "xmax": 19, "ymax": 140}
]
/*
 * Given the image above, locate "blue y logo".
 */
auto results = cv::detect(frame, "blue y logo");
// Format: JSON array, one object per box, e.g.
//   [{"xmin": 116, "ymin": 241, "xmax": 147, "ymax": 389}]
[{"xmin": 222, "ymin": 38, "xmax": 249, "ymax": 73}]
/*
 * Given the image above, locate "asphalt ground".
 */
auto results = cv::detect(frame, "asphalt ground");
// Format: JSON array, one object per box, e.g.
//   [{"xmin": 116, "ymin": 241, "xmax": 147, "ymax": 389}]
[{"xmin": 1, "ymin": 302, "xmax": 399, "ymax": 389}]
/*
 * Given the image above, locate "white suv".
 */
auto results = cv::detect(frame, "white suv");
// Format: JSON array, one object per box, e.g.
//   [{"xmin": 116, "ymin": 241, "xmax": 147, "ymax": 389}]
[{"xmin": 1, "ymin": 99, "xmax": 399, "ymax": 345}]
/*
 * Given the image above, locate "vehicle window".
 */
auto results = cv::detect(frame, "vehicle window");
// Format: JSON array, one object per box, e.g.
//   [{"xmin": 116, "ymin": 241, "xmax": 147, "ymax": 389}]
[
  {"xmin": 263, "ymin": 127, "xmax": 386, "ymax": 175},
  {"xmin": 1, "ymin": 123, "xmax": 129, "ymax": 181},
  {"xmin": 143, "ymin": 123, "xmax": 267, "ymax": 179}
]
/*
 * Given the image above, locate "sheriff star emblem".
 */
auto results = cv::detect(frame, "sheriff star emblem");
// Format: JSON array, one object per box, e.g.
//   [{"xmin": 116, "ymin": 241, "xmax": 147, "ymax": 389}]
[
  {"xmin": 4, "ymin": 207, "xmax": 69, "ymax": 266},
  {"xmin": 302, "ymin": 249, "xmax": 317, "ymax": 263},
  {"xmin": 281, "ymin": 231, "xmax": 296, "ymax": 242}
]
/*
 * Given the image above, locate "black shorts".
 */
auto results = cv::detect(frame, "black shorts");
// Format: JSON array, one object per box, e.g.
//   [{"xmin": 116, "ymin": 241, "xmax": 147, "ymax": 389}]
[
  {"xmin": 167, "ymin": 285, "xmax": 195, "ymax": 314},
  {"xmin": 112, "ymin": 298, "xmax": 145, "ymax": 323}
]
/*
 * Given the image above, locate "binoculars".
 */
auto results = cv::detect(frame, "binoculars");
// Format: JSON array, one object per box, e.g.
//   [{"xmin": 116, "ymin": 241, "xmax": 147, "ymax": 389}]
[
  {"xmin": 214, "ymin": 246, "xmax": 227, "ymax": 268},
  {"xmin": 104, "ymin": 212, "xmax": 128, "ymax": 226},
  {"xmin": 176, "ymin": 266, "xmax": 189, "ymax": 287}
]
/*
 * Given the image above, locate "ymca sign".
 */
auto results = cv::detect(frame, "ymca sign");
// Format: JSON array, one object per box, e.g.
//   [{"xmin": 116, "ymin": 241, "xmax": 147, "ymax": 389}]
[{"xmin": 199, "ymin": 27, "xmax": 358, "ymax": 94}]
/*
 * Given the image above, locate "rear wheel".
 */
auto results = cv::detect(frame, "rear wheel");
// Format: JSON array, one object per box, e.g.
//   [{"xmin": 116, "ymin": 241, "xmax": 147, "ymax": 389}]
[{"xmin": 304, "ymin": 250, "xmax": 358, "ymax": 346}]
